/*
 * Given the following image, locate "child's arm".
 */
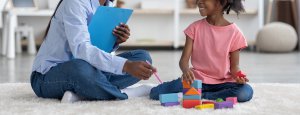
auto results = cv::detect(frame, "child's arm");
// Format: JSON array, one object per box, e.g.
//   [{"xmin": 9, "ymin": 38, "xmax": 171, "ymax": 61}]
[
  {"xmin": 179, "ymin": 35, "xmax": 195, "ymax": 84},
  {"xmin": 230, "ymin": 50, "xmax": 249, "ymax": 84}
]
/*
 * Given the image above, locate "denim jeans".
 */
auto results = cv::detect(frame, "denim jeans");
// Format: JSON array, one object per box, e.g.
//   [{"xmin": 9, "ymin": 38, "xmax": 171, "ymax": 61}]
[
  {"xmin": 31, "ymin": 50, "xmax": 152, "ymax": 100},
  {"xmin": 150, "ymin": 78, "xmax": 253, "ymax": 102}
]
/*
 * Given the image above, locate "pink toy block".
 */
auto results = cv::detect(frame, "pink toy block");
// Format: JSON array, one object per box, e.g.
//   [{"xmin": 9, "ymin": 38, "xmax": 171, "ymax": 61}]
[{"xmin": 226, "ymin": 97, "xmax": 238, "ymax": 105}]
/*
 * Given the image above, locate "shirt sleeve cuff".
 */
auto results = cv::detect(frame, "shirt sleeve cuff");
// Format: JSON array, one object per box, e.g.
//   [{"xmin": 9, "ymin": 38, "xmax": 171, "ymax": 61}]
[
  {"xmin": 112, "ymin": 44, "xmax": 120, "ymax": 52},
  {"xmin": 112, "ymin": 56, "xmax": 128, "ymax": 75}
]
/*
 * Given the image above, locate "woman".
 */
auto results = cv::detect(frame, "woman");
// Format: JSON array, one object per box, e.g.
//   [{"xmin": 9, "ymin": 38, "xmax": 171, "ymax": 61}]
[{"xmin": 30, "ymin": 0, "xmax": 156, "ymax": 103}]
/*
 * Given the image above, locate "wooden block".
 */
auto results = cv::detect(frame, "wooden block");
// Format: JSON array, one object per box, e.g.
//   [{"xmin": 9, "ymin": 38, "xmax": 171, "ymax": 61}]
[
  {"xmin": 214, "ymin": 101, "xmax": 234, "ymax": 109},
  {"xmin": 183, "ymin": 88, "xmax": 189, "ymax": 94},
  {"xmin": 182, "ymin": 81, "xmax": 191, "ymax": 89},
  {"xmin": 226, "ymin": 97, "xmax": 238, "ymax": 105},
  {"xmin": 185, "ymin": 87, "xmax": 200, "ymax": 95},
  {"xmin": 236, "ymin": 71, "xmax": 246, "ymax": 78},
  {"xmin": 192, "ymin": 80, "xmax": 202, "ymax": 89},
  {"xmin": 195, "ymin": 104, "xmax": 215, "ymax": 110},
  {"xmin": 197, "ymin": 89, "xmax": 202, "ymax": 94},
  {"xmin": 161, "ymin": 102, "xmax": 180, "ymax": 107},
  {"xmin": 159, "ymin": 93, "xmax": 179, "ymax": 103},
  {"xmin": 202, "ymin": 100, "xmax": 215, "ymax": 104},
  {"xmin": 182, "ymin": 100, "xmax": 201, "ymax": 108},
  {"xmin": 183, "ymin": 95, "xmax": 201, "ymax": 100},
  {"xmin": 216, "ymin": 98, "xmax": 224, "ymax": 102}
]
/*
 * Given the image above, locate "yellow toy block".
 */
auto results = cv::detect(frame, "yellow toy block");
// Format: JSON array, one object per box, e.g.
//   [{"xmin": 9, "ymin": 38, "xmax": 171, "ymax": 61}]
[{"xmin": 195, "ymin": 104, "xmax": 215, "ymax": 110}]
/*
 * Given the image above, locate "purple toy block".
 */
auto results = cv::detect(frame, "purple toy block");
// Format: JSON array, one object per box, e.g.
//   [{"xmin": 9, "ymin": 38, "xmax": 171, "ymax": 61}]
[
  {"xmin": 161, "ymin": 102, "xmax": 180, "ymax": 107},
  {"xmin": 214, "ymin": 101, "xmax": 234, "ymax": 109},
  {"xmin": 183, "ymin": 88, "xmax": 189, "ymax": 94}
]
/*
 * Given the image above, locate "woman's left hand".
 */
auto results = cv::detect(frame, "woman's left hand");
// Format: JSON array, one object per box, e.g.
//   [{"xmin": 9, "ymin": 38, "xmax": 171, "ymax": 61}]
[{"xmin": 113, "ymin": 23, "xmax": 130, "ymax": 44}]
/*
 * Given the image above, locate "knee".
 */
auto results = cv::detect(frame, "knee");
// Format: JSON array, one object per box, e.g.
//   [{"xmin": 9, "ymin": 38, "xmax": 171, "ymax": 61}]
[
  {"xmin": 65, "ymin": 59, "xmax": 97, "ymax": 80},
  {"xmin": 237, "ymin": 84, "xmax": 253, "ymax": 102},
  {"xmin": 132, "ymin": 50, "xmax": 152, "ymax": 63}
]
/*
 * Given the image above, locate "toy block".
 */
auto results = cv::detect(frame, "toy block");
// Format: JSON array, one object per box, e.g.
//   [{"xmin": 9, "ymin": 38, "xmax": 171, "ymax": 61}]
[
  {"xmin": 161, "ymin": 102, "xmax": 180, "ymax": 107},
  {"xmin": 183, "ymin": 88, "xmax": 189, "ymax": 94},
  {"xmin": 185, "ymin": 87, "xmax": 200, "ymax": 95},
  {"xmin": 182, "ymin": 100, "xmax": 201, "ymax": 108},
  {"xmin": 183, "ymin": 95, "xmax": 201, "ymax": 100},
  {"xmin": 197, "ymin": 89, "xmax": 202, "ymax": 94},
  {"xmin": 214, "ymin": 101, "xmax": 234, "ymax": 109},
  {"xmin": 195, "ymin": 104, "xmax": 215, "ymax": 110},
  {"xmin": 216, "ymin": 98, "xmax": 224, "ymax": 102},
  {"xmin": 182, "ymin": 81, "xmax": 191, "ymax": 88},
  {"xmin": 159, "ymin": 93, "xmax": 179, "ymax": 103},
  {"xmin": 202, "ymin": 100, "xmax": 215, "ymax": 104},
  {"xmin": 236, "ymin": 71, "xmax": 246, "ymax": 78},
  {"xmin": 192, "ymin": 80, "xmax": 202, "ymax": 89},
  {"xmin": 226, "ymin": 97, "xmax": 238, "ymax": 105}
]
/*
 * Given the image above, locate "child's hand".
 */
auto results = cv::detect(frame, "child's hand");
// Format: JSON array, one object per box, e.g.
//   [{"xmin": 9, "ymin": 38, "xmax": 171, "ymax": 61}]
[
  {"xmin": 113, "ymin": 23, "xmax": 130, "ymax": 45},
  {"xmin": 181, "ymin": 69, "xmax": 195, "ymax": 85},
  {"xmin": 233, "ymin": 71, "xmax": 249, "ymax": 84}
]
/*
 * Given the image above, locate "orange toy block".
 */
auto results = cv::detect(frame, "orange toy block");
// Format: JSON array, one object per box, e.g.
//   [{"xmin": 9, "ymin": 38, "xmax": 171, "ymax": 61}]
[
  {"xmin": 182, "ymin": 81, "xmax": 191, "ymax": 89},
  {"xmin": 185, "ymin": 87, "xmax": 200, "ymax": 95},
  {"xmin": 182, "ymin": 100, "xmax": 201, "ymax": 109}
]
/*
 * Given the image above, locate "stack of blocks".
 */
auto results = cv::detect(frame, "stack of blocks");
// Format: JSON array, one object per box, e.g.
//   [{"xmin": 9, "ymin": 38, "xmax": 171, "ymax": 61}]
[
  {"xmin": 159, "ymin": 93, "xmax": 180, "ymax": 107},
  {"xmin": 182, "ymin": 80, "xmax": 202, "ymax": 108}
]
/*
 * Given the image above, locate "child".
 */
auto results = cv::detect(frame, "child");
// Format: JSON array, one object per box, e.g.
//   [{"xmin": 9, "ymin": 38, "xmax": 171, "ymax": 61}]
[{"xmin": 150, "ymin": 0, "xmax": 253, "ymax": 102}]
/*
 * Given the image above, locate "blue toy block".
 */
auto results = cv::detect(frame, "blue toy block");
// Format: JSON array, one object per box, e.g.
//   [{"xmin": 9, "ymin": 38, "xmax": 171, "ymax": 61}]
[
  {"xmin": 192, "ymin": 80, "xmax": 202, "ymax": 89},
  {"xmin": 159, "ymin": 93, "xmax": 180, "ymax": 103},
  {"xmin": 183, "ymin": 95, "xmax": 201, "ymax": 100}
]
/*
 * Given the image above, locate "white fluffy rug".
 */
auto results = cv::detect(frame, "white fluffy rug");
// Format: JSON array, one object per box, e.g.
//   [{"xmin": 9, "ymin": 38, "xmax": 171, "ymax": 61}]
[{"xmin": 0, "ymin": 83, "xmax": 300, "ymax": 115}]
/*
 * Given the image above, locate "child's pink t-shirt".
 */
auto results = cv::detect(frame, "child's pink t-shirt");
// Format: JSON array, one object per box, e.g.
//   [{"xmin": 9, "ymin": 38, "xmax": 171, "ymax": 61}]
[{"xmin": 184, "ymin": 19, "xmax": 248, "ymax": 84}]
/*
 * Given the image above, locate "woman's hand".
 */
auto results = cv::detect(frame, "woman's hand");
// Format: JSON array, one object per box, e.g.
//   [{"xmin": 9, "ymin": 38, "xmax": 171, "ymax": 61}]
[
  {"xmin": 123, "ymin": 60, "xmax": 156, "ymax": 80},
  {"xmin": 181, "ymin": 69, "xmax": 195, "ymax": 85},
  {"xmin": 113, "ymin": 23, "xmax": 130, "ymax": 45}
]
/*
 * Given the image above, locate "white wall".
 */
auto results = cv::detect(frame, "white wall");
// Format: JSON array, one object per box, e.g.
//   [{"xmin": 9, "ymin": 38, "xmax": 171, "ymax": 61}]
[
  {"xmin": 8, "ymin": 0, "xmax": 264, "ymax": 45},
  {"xmin": 179, "ymin": 0, "xmax": 263, "ymax": 43}
]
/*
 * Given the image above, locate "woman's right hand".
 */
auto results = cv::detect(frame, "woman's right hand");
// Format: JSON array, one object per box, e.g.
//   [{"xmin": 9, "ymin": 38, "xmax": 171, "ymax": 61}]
[
  {"xmin": 182, "ymin": 69, "xmax": 195, "ymax": 85},
  {"xmin": 123, "ymin": 60, "xmax": 156, "ymax": 80}
]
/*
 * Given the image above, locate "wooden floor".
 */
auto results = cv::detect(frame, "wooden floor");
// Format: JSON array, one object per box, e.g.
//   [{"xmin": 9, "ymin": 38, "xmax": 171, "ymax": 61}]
[{"xmin": 1, "ymin": 51, "xmax": 300, "ymax": 84}]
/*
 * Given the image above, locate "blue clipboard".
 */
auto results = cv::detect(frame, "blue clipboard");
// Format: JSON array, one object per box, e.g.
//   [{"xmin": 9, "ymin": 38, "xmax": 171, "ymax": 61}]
[{"xmin": 89, "ymin": 6, "xmax": 133, "ymax": 53}]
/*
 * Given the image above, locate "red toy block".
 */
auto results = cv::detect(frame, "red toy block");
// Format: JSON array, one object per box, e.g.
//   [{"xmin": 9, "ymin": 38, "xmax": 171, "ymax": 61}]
[
  {"xmin": 226, "ymin": 97, "xmax": 238, "ymax": 105},
  {"xmin": 202, "ymin": 100, "xmax": 215, "ymax": 104},
  {"xmin": 236, "ymin": 71, "xmax": 246, "ymax": 78},
  {"xmin": 182, "ymin": 100, "xmax": 201, "ymax": 109},
  {"xmin": 182, "ymin": 81, "xmax": 191, "ymax": 89},
  {"xmin": 185, "ymin": 87, "xmax": 200, "ymax": 95}
]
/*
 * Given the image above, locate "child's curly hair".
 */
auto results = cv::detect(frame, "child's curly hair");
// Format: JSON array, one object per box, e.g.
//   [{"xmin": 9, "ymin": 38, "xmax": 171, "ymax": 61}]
[{"xmin": 220, "ymin": 0, "xmax": 245, "ymax": 15}]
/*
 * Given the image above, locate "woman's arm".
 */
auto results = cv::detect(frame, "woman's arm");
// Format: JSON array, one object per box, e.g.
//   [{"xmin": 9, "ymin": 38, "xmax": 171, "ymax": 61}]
[
  {"xmin": 179, "ymin": 35, "xmax": 194, "ymax": 84},
  {"xmin": 230, "ymin": 50, "xmax": 249, "ymax": 84},
  {"xmin": 62, "ymin": 1, "xmax": 154, "ymax": 79}
]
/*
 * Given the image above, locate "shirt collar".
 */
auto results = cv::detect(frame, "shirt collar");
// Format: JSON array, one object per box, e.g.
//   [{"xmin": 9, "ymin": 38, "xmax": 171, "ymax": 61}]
[{"xmin": 91, "ymin": 0, "xmax": 101, "ymax": 11}]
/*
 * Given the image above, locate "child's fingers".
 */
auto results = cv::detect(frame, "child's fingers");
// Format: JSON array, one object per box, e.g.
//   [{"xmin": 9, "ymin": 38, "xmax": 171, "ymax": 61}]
[{"xmin": 244, "ymin": 77, "xmax": 249, "ymax": 82}]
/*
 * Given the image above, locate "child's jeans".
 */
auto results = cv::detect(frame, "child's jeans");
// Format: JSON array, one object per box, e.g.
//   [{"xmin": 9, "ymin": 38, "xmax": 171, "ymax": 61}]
[
  {"xmin": 30, "ymin": 50, "xmax": 152, "ymax": 100},
  {"xmin": 150, "ymin": 78, "xmax": 253, "ymax": 102}
]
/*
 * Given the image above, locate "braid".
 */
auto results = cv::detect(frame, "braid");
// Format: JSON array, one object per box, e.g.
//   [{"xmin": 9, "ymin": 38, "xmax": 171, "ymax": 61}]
[{"xmin": 220, "ymin": 0, "xmax": 245, "ymax": 15}]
